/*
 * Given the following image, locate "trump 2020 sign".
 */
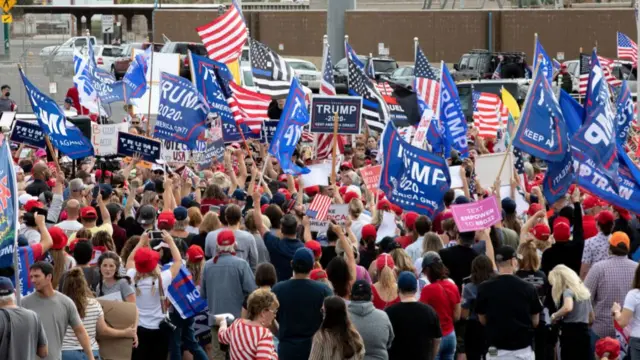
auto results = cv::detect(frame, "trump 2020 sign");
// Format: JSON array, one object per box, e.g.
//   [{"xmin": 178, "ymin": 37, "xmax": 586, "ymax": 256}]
[{"xmin": 310, "ymin": 95, "xmax": 362, "ymax": 135}]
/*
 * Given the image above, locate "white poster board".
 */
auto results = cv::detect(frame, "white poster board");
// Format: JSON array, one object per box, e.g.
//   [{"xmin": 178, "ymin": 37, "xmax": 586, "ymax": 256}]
[
  {"xmin": 474, "ymin": 152, "xmax": 513, "ymax": 190},
  {"xmin": 309, "ymin": 204, "xmax": 349, "ymax": 232},
  {"xmin": 301, "ymin": 162, "xmax": 332, "ymax": 187},
  {"xmin": 130, "ymin": 50, "xmax": 180, "ymax": 116},
  {"xmin": 91, "ymin": 123, "xmax": 128, "ymax": 156}
]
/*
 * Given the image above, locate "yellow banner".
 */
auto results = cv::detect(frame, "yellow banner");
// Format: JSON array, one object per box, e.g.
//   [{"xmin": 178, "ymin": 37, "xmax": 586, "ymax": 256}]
[
  {"xmin": 227, "ymin": 60, "xmax": 242, "ymax": 85},
  {"xmin": 501, "ymin": 88, "xmax": 520, "ymax": 122}
]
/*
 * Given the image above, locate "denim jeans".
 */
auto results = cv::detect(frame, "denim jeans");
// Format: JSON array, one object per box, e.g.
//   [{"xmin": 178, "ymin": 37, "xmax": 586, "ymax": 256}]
[
  {"xmin": 630, "ymin": 337, "xmax": 640, "ymax": 360},
  {"xmin": 168, "ymin": 311, "xmax": 209, "ymax": 360},
  {"xmin": 61, "ymin": 350, "xmax": 101, "ymax": 360},
  {"xmin": 589, "ymin": 328, "xmax": 602, "ymax": 360},
  {"xmin": 436, "ymin": 331, "xmax": 457, "ymax": 360}
]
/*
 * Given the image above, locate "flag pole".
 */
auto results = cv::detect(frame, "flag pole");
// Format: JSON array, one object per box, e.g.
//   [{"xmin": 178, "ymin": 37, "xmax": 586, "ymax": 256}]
[
  {"xmin": 414, "ymin": 37, "xmax": 419, "ymax": 62},
  {"xmin": 495, "ymin": 53, "xmax": 542, "ymax": 183},
  {"xmin": 635, "ymin": 1, "xmax": 640, "ymax": 125},
  {"xmin": 313, "ymin": 35, "xmax": 329, "ymax": 160},
  {"xmin": 578, "ymin": 47, "xmax": 583, "ymax": 104},
  {"xmin": 146, "ymin": 44, "xmax": 155, "ymax": 136},
  {"xmin": 330, "ymin": 112, "xmax": 339, "ymax": 185}
]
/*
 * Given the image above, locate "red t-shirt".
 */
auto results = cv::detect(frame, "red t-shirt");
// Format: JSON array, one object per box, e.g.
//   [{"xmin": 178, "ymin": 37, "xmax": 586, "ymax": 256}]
[
  {"xmin": 371, "ymin": 285, "xmax": 400, "ymax": 310},
  {"xmin": 419, "ymin": 279, "xmax": 461, "ymax": 336},
  {"xmin": 396, "ymin": 235, "xmax": 414, "ymax": 249}
]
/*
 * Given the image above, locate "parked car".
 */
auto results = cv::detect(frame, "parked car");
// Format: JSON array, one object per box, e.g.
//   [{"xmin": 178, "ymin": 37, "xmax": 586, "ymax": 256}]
[
  {"xmin": 111, "ymin": 42, "xmax": 163, "ymax": 80},
  {"xmin": 159, "ymin": 41, "xmax": 208, "ymax": 79},
  {"xmin": 284, "ymin": 58, "xmax": 321, "ymax": 92},
  {"xmin": 333, "ymin": 55, "xmax": 399, "ymax": 93},
  {"xmin": 453, "ymin": 49, "xmax": 528, "ymax": 82},
  {"xmin": 563, "ymin": 58, "xmax": 636, "ymax": 100},
  {"xmin": 94, "ymin": 45, "xmax": 122, "ymax": 73},
  {"xmin": 40, "ymin": 36, "xmax": 97, "ymax": 76},
  {"xmin": 456, "ymin": 79, "xmax": 529, "ymax": 123},
  {"xmin": 383, "ymin": 64, "xmax": 441, "ymax": 89}
]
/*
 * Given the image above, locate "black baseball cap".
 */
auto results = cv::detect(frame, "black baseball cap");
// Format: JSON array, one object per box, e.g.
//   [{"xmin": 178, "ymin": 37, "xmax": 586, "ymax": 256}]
[
  {"xmin": 351, "ymin": 280, "xmax": 372, "ymax": 301},
  {"xmin": 138, "ymin": 205, "xmax": 157, "ymax": 225},
  {"xmin": 495, "ymin": 245, "xmax": 518, "ymax": 263}
]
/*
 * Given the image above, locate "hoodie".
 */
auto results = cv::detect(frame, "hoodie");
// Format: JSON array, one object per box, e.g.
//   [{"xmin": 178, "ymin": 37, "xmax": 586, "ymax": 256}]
[{"xmin": 348, "ymin": 301, "xmax": 395, "ymax": 360}]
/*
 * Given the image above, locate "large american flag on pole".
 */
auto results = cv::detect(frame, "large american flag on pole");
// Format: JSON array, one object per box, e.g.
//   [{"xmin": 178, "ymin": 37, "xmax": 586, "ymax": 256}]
[
  {"xmin": 414, "ymin": 45, "xmax": 440, "ymax": 112},
  {"xmin": 306, "ymin": 194, "xmax": 332, "ymax": 221},
  {"xmin": 249, "ymin": 38, "xmax": 293, "ymax": 98},
  {"xmin": 195, "ymin": 0, "xmax": 247, "ymax": 63},
  {"xmin": 347, "ymin": 49, "xmax": 389, "ymax": 134},
  {"xmin": 316, "ymin": 43, "xmax": 346, "ymax": 160},
  {"xmin": 617, "ymin": 32, "xmax": 638, "ymax": 65},
  {"xmin": 228, "ymin": 82, "xmax": 271, "ymax": 134},
  {"xmin": 579, "ymin": 53, "xmax": 590, "ymax": 95},
  {"xmin": 579, "ymin": 54, "xmax": 620, "ymax": 94}
]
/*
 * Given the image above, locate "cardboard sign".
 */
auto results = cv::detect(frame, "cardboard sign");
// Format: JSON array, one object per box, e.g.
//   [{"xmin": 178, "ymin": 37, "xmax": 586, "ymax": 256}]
[
  {"xmin": 92, "ymin": 123, "xmax": 128, "ymax": 156},
  {"xmin": 411, "ymin": 107, "xmax": 434, "ymax": 149},
  {"xmin": 310, "ymin": 95, "xmax": 362, "ymax": 135},
  {"xmin": 360, "ymin": 165, "xmax": 381, "ymax": 192},
  {"xmin": 161, "ymin": 140, "xmax": 192, "ymax": 163},
  {"xmin": 117, "ymin": 132, "xmax": 161, "ymax": 163},
  {"xmin": 97, "ymin": 300, "xmax": 136, "ymax": 360},
  {"xmin": 301, "ymin": 162, "xmax": 332, "ymax": 187},
  {"xmin": 451, "ymin": 195, "xmax": 502, "ymax": 232},
  {"xmin": 474, "ymin": 152, "xmax": 513, "ymax": 189},
  {"xmin": 10, "ymin": 120, "xmax": 46, "ymax": 148},
  {"xmin": 309, "ymin": 204, "xmax": 349, "ymax": 232},
  {"xmin": 263, "ymin": 120, "xmax": 280, "ymax": 143}
]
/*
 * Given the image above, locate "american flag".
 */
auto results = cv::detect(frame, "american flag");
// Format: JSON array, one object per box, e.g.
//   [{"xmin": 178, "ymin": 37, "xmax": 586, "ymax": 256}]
[
  {"xmin": 348, "ymin": 51, "xmax": 389, "ymax": 134},
  {"xmin": 579, "ymin": 53, "xmax": 590, "ymax": 95},
  {"xmin": 228, "ymin": 81, "xmax": 271, "ymax": 134},
  {"xmin": 617, "ymin": 32, "xmax": 638, "ymax": 65},
  {"xmin": 306, "ymin": 194, "xmax": 332, "ymax": 221},
  {"xmin": 472, "ymin": 91, "xmax": 503, "ymax": 138},
  {"xmin": 492, "ymin": 62, "xmax": 502, "ymax": 79},
  {"xmin": 316, "ymin": 43, "xmax": 346, "ymax": 160},
  {"xmin": 414, "ymin": 45, "xmax": 440, "ymax": 112},
  {"xmin": 249, "ymin": 38, "xmax": 293, "ymax": 98},
  {"xmin": 580, "ymin": 54, "xmax": 620, "ymax": 94},
  {"xmin": 599, "ymin": 56, "xmax": 621, "ymax": 87},
  {"xmin": 345, "ymin": 42, "xmax": 366, "ymax": 70},
  {"xmin": 513, "ymin": 147, "xmax": 526, "ymax": 174},
  {"xmin": 374, "ymin": 81, "xmax": 394, "ymax": 96},
  {"xmin": 196, "ymin": 0, "xmax": 247, "ymax": 63}
]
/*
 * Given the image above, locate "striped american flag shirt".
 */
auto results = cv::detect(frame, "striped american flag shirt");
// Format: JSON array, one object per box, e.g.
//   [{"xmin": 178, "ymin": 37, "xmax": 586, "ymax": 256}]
[{"xmin": 218, "ymin": 319, "xmax": 278, "ymax": 360}]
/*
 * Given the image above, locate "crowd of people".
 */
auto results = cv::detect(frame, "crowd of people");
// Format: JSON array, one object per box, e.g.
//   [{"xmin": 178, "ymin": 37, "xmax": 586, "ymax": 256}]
[{"xmin": 3, "ymin": 123, "xmax": 640, "ymax": 360}]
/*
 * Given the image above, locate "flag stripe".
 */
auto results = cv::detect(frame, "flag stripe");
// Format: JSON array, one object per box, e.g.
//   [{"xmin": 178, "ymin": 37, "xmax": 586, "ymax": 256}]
[
  {"xmin": 228, "ymin": 82, "xmax": 271, "ymax": 133},
  {"xmin": 196, "ymin": 4, "xmax": 247, "ymax": 63},
  {"xmin": 307, "ymin": 194, "xmax": 332, "ymax": 221}
]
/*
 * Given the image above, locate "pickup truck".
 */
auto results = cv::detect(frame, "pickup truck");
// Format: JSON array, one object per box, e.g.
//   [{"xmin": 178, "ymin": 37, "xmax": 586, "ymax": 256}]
[{"xmin": 40, "ymin": 36, "xmax": 97, "ymax": 76}]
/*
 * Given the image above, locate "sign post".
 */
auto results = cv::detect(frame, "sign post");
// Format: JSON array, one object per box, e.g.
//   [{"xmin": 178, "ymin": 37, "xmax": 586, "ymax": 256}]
[{"xmin": 2, "ymin": 0, "xmax": 16, "ymax": 55}]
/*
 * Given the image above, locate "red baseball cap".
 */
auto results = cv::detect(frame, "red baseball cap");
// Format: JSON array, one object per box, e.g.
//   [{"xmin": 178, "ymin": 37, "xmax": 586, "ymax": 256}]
[
  {"xmin": 217, "ymin": 229, "xmax": 236, "ymax": 247},
  {"xmin": 376, "ymin": 253, "xmax": 395, "ymax": 273},
  {"xmin": 48, "ymin": 227, "xmax": 68, "ymax": 250},
  {"xmin": 304, "ymin": 185, "xmax": 320, "ymax": 197},
  {"xmin": 310, "ymin": 268, "xmax": 328, "ymax": 281},
  {"xmin": 343, "ymin": 191, "xmax": 359, "ymax": 205},
  {"xmin": 278, "ymin": 188, "xmax": 292, "ymax": 202},
  {"xmin": 134, "ymin": 247, "xmax": 160, "ymax": 274},
  {"xmin": 390, "ymin": 204, "xmax": 403, "ymax": 216},
  {"xmin": 553, "ymin": 216, "xmax": 571, "ymax": 242},
  {"xmin": 80, "ymin": 206, "xmax": 97, "ymax": 220},
  {"xmin": 595, "ymin": 337, "xmax": 620, "ymax": 360},
  {"xmin": 583, "ymin": 196, "xmax": 602, "ymax": 210},
  {"xmin": 186, "ymin": 245, "xmax": 204, "ymax": 262},
  {"xmin": 305, "ymin": 240, "xmax": 322, "ymax": 258},
  {"xmin": 530, "ymin": 223, "xmax": 551, "ymax": 241},
  {"xmin": 260, "ymin": 204, "xmax": 269, "ymax": 213},
  {"xmin": 340, "ymin": 161, "xmax": 353, "ymax": 171},
  {"xmin": 24, "ymin": 200, "xmax": 44, "ymax": 213},
  {"xmin": 158, "ymin": 211, "xmax": 176, "ymax": 230},
  {"xmin": 403, "ymin": 212, "xmax": 419, "ymax": 231},
  {"xmin": 527, "ymin": 203, "xmax": 543, "ymax": 217},
  {"xmin": 361, "ymin": 224, "xmax": 377, "ymax": 240},
  {"xmin": 613, "ymin": 206, "xmax": 632, "ymax": 221},
  {"xmin": 377, "ymin": 199, "xmax": 392, "ymax": 211},
  {"xmin": 596, "ymin": 210, "xmax": 615, "ymax": 225}
]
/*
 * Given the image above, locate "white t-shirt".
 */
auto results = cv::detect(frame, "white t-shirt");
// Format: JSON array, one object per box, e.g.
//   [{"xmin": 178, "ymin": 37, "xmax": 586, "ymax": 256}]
[
  {"xmin": 624, "ymin": 289, "xmax": 640, "ymax": 337},
  {"xmin": 56, "ymin": 220, "xmax": 83, "ymax": 239},
  {"xmin": 126, "ymin": 268, "xmax": 172, "ymax": 330},
  {"xmin": 19, "ymin": 226, "xmax": 41, "ymax": 245}
]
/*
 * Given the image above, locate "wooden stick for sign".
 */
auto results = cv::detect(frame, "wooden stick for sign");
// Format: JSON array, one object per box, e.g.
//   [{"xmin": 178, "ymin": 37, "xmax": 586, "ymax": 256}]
[
  {"xmin": 44, "ymin": 135, "xmax": 62, "ymax": 174},
  {"xmin": 330, "ymin": 112, "xmax": 339, "ymax": 185},
  {"xmin": 146, "ymin": 44, "xmax": 156, "ymax": 136},
  {"xmin": 236, "ymin": 123, "xmax": 254, "ymax": 159}
]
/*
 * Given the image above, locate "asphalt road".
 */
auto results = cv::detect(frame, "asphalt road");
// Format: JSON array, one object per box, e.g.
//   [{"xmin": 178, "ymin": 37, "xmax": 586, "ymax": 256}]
[{"xmin": 0, "ymin": 37, "xmax": 127, "ymax": 121}]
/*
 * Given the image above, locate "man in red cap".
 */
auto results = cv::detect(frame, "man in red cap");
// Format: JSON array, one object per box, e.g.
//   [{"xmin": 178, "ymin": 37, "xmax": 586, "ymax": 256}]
[
  {"xmin": 69, "ymin": 194, "xmax": 112, "ymax": 243},
  {"xmin": 201, "ymin": 229, "xmax": 256, "ymax": 360},
  {"xmin": 396, "ymin": 212, "xmax": 420, "ymax": 249},
  {"xmin": 204, "ymin": 205, "xmax": 258, "ymax": 272},
  {"xmin": 580, "ymin": 210, "xmax": 616, "ymax": 279}
]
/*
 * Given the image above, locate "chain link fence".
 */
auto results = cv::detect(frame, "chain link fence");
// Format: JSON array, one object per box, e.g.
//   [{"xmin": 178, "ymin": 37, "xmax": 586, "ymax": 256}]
[{"xmin": 4, "ymin": 12, "xmax": 150, "ymax": 120}]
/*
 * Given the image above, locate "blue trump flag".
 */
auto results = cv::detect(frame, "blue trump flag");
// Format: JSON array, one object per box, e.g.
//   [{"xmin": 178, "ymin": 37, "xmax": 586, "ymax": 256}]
[
  {"xmin": 345, "ymin": 42, "xmax": 365, "ymax": 70},
  {"xmin": 512, "ymin": 64, "xmax": 569, "ymax": 162},
  {"xmin": 162, "ymin": 264, "xmax": 207, "ymax": 319},
  {"xmin": 378, "ymin": 121, "xmax": 451, "ymax": 218},
  {"xmin": 615, "ymin": 81, "xmax": 634, "ymax": 146},
  {"xmin": 20, "ymin": 69, "xmax": 94, "ymax": 159},
  {"xmin": 558, "ymin": 89, "xmax": 584, "ymax": 136},
  {"xmin": 155, "ymin": 72, "xmax": 210, "ymax": 149},
  {"xmin": 572, "ymin": 50, "xmax": 619, "ymax": 188},
  {"xmin": 533, "ymin": 37, "xmax": 554, "ymax": 84},
  {"xmin": 269, "ymin": 78, "xmax": 310, "ymax": 175},
  {"xmin": 189, "ymin": 53, "xmax": 258, "ymax": 143},
  {"xmin": 123, "ymin": 46, "xmax": 151, "ymax": 101},
  {"xmin": 542, "ymin": 150, "xmax": 574, "ymax": 205},
  {"xmin": 438, "ymin": 65, "xmax": 468, "ymax": 158}
]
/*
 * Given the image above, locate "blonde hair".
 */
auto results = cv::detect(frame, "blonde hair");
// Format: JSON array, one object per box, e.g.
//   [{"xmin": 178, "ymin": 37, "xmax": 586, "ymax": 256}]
[
  {"xmin": 548, "ymin": 265, "xmax": 591, "ymax": 306},
  {"xmin": 199, "ymin": 212, "xmax": 222, "ymax": 234},
  {"xmin": 50, "ymin": 249, "xmax": 67, "ymax": 289},
  {"xmin": 422, "ymin": 232, "xmax": 444, "ymax": 256},
  {"xmin": 348, "ymin": 198, "xmax": 364, "ymax": 219},
  {"xmin": 212, "ymin": 172, "xmax": 231, "ymax": 190},
  {"xmin": 188, "ymin": 207, "xmax": 203, "ymax": 227},
  {"xmin": 517, "ymin": 241, "xmax": 540, "ymax": 271},
  {"xmin": 244, "ymin": 210, "xmax": 272, "ymax": 233},
  {"xmin": 246, "ymin": 288, "xmax": 279, "ymax": 321},
  {"xmin": 377, "ymin": 266, "xmax": 397, "ymax": 293},
  {"xmin": 134, "ymin": 268, "xmax": 161, "ymax": 297},
  {"xmin": 390, "ymin": 248, "xmax": 416, "ymax": 274}
]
